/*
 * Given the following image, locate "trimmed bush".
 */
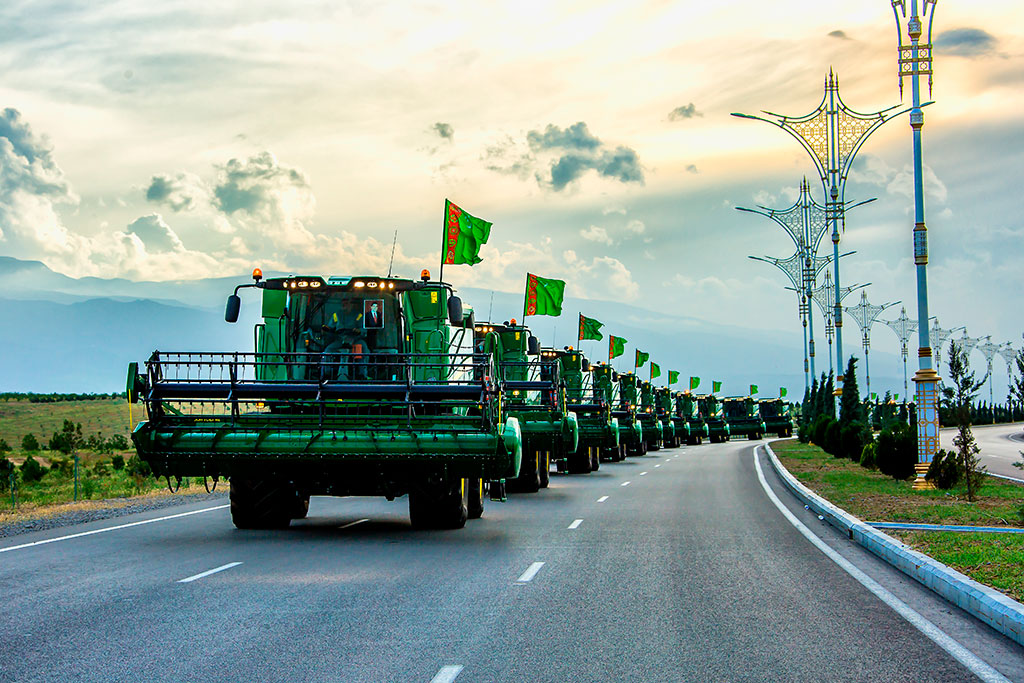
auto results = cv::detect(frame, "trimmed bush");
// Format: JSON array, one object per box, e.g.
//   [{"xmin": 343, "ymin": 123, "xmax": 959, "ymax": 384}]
[
  {"xmin": 876, "ymin": 422, "xmax": 916, "ymax": 480},
  {"xmin": 926, "ymin": 448, "xmax": 960, "ymax": 490},
  {"xmin": 839, "ymin": 422, "xmax": 870, "ymax": 460},
  {"xmin": 811, "ymin": 415, "xmax": 834, "ymax": 447},
  {"xmin": 823, "ymin": 420, "xmax": 842, "ymax": 457},
  {"xmin": 859, "ymin": 442, "xmax": 877, "ymax": 470}
]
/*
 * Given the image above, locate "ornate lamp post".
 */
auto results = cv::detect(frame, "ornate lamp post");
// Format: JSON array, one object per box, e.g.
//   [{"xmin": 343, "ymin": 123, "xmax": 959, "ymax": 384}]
[
  {"xmin": 810, "ymin": 269, "xmax": 867, "ymax": 379},
  {"xmin": 734, "ymin": 73, "xmax": 905, "ymax": 412},
  {"xmin": 890, "ymin": 0, "xmax": 939, "ymax": 488},
  {"xmin": 930, "ymin": 319, "xmax": 963, "ymax": 368},
  {"xmin": 882, "ymin": 306, "xmax": 918, "ymax": 400},
  {"xmin": 955, "ymin": 330, "xmax": 983, "ymax": 359},
  {"xmin": 977, "ymin": 338, "xmax": 1002, "ymax": 405},
  {"xmin": 998, "ymin": 342, "xmax": 1019, "ymax": 408},
  {"xmin": 844, "ymin": 290, "xmax": 899, "ymax": 402}
]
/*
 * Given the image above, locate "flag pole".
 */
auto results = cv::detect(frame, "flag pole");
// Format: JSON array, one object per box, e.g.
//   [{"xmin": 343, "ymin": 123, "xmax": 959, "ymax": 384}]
[
  {"xmin": 577, "ymin": 313, "xmax": 582, "ymax": 349},
  {"xmin": 439, "ymin": 199, "xmax": 448, "ymax": 284},
  {"xmin": 522, "ymin": 273, "xmax": 529, "ymax": 324}
]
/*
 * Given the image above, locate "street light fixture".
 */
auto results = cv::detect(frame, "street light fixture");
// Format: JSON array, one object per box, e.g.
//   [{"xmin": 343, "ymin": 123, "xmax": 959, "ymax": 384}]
[
  {"xmin": 844, "ymin": 290, "xmax": 899, "ymax": 402},
  {"xmin": 810, "ymin": 269, "xmax": 868, "ymax": 380},
  {"xmin": 977, "ymin": 338, "xmax": 1002, "ymax": 405},
  {"xmin": 930, "ymin": 319, "xmax": 963, "ymax": 368},
  {"xmin": 882, "ymin": 306, "xmax": 918, "ymax": 400}
]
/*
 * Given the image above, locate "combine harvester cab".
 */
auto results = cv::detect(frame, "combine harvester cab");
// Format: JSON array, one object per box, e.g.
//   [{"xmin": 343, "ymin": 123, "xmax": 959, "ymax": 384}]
[
  {"xmin": 637, "ymin": 381, "xmax": 664, "ymax": 452},
  {"xmin": 475, "ymin": 321, "xmax": 577, "ymax": 493},
  {"xmin": 654, "ymin": 387, "xmax": 680, "ymax": 448},
  {"xmin": 675, "ymin": 392, "xmax": 708, "ymax": 445},
  {"xmin": 697, "ymin": 394, "xmax": 730, "ymax": 443},
  {"xmin": 547, "ymin": 348, "xmax": 608, "ymax": 473},
  {"xmin": 722, "ymin": 396, "xmax": 767, "ymax": 440},
  {"xmin": 758, "ymin": 398, "xmax": 794, "ymax": 438},
  {"xmin": 614, "ymin": 372, "xmax": 645, "ymax": 455},
  {"xmin": 127, "ymin": 270, "xmax": 522, "ymax": 531},
  {"xmin": 590, "ymin": 363, "xmax": 624, "ymax": 462}
]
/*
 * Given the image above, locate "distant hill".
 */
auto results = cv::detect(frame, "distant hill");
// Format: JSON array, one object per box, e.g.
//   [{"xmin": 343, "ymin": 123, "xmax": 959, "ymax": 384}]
[{"xmin": 0, "ymin": 256, "xmax": 902, "ymax": 396}]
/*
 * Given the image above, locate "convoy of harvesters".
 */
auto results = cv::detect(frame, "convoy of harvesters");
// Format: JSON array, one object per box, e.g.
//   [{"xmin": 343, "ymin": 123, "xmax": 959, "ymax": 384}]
[{"xmin": 126, "ymin": 268, "xmax": 794, "ymax": 531}]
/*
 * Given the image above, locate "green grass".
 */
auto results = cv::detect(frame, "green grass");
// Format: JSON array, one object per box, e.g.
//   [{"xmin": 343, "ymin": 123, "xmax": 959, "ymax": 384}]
[
  {"xmin": 771, "ymin": 438, "xmax": 1024, "ymax": 603},
  {"xmin": 0, "ymin": 398, "xmax": 146, "ymax": 454}
]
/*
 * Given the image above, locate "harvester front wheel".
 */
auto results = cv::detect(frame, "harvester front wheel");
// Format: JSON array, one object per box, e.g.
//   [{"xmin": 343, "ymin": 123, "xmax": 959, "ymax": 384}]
[
  {"xmin": 567, "ymin": 447, "xmax": 591, "ymax": 474},
  {"xmin": 230, "ymin": 478, "xmax": 292, "ymax": 530},
  {"xmin": 509, "ymin": 450, "xmax": 541, "ymax": 493},
  {"xmin": 291, "ymin": 494, "xmax": 311, "ymax": 520},
  {"xmin": 409, "ymin": 479, "xmax": 468, "ymax": 530},
  {"xmin": 538, "ymin": 452, "xmax": 550, "ymax": 488},
  {"xmin": 590, "ymin": 446, "xmax": 600, "ymax": 472},
  {"xmin": 468, "ymin": 478, "xmax": 484, "ymax": 519}
]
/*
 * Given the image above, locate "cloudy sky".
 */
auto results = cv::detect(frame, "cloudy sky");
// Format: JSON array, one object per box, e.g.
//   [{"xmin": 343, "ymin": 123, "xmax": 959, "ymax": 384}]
[{"xmin": 1, "ymin": 0, "xmax": 1022, "ymax": 384}]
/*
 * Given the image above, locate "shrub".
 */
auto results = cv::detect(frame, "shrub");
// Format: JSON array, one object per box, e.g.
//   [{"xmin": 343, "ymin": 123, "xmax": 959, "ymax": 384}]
[
  {"xmin": 859, "ymin": 442, "xmax": 877, "ymax": 470},
  {"xmin": 21, "ymin": 433, "xmax": 40, "ymax": 452},
  {"xmin": 926, "ymin": 449, "xmax": 960, "ymax": 490},
  {"xmin": 91, "ymin": 461, "xmax": 109, "ymax": 476},
  {"xmin": 107, "ymin": 435, "xmax": 130, "ymax": 451},
  {"xmin": 0, "ymin": 439, "xmax": 10, "ymax": 453},
  {"xmin": 111, "ymin": 454, "xmax": 125, "ymax": 471},
  {"xmin": 126, "ymin": 455, "xmax": 152, "ymax": 478},
  {"xmin": 80, "ymin": 478, "xmax": 97, "ymax": 499},
  {"xmin": 811, "ymin": 415, "xmax": 834, "ymax": 447},
  {"xmin": 49, "ymin": 458, "xmax": 73, "ymax": 477},
  {"xmin": 20, "ymin": 455, "xmax": 45, "ymax": 483},
  {"xmin": 839, "ymin": 421, "xmax": 870, "ymax": 460},
  {"xmin": 0, "ymin": 457, "xmax": 13, "ymax": 479},
  {"xmin": 876, "ymin": 422, "xmax": 916, "ymax": 480},
  {"xmin": 823, "ymin": 420, "xmax": 842, "ymax": 457}
]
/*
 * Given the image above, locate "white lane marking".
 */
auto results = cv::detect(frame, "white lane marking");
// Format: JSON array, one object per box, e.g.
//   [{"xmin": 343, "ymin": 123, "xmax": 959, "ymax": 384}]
[
  {"xmin": 568, "ymin": 519, "xmax": 583, "ymax": 529},
  {"xmin": 654, "ymin": 464, "xmax": 661, "ymax": 468},
  {"xmin": 431, "ymin": 665, "xmax": 464, "ymax": 683},
  {"xmin": 177, "ymin": 561, "xmax": 242, "ymax": 584},
  {"xmin": 665, "ymin": 458, "xmax": 671, "ymax": 462},
  {"xmin": 0, "ymin": 504, "xmax": 229, "ymax": 555},
  {"xmin": 517, "ymin": 561, "xmax": 545, "ymax": 583},
  {"xmin": 339, "ymin": 518, "xmax": 369, "ymax": 529},
  {"xmin": 621, "ymin": 481, "xmax": 631, "ymax": 487},
  {"xmin": 673, "ymin": 454, "xmax": 679, "ymax": 458},
  {"xmin": 753, "ymin": 448, "xmax": 1012, "ymax": 683},
  {"xmin": 597, "ymin": 496, "xmax": 609, "ymax": 503}
]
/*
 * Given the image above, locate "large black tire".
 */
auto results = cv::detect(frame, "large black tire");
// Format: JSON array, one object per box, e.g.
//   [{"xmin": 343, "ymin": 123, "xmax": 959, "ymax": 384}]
[
  {"xmin": 568, "ymin": 447, "xmax": 592, "ymax": 474},
  {"xmin": 409, "ymin": 479, "xmax": 468, "ymax": 530},
  {"xmin": 290, "ymin": 495, "xmax": 310, "ymax": 520},
  {"xmin": 468, "ymin": 478, "xmax": 484, "ymax": 519},
  {"xmin": 538, "ymin": 451, "xmax": 550, "ymax": 488},
  {"xmin": 230, "ymin": 478, "xmax": 292, "ymax": 530},
  {"xmin": 590, "ymin": 446, "xmax": 600, "ymax": 472},
  {"xmin": 509, "ymin": 450, "xmax": 541, "ymax": 493}
]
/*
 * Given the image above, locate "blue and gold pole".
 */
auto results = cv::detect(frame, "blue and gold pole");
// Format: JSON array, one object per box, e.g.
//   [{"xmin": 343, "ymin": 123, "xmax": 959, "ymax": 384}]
[{"xmin": 892, "ymin": 0, "xmax": 939, "ymax": 489}]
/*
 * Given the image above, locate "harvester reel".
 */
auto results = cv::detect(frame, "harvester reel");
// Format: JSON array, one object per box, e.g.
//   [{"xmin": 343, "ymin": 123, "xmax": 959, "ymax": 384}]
[{"xmin": 166, "ymin": 475, "xmax": 182, "ymax": 493}]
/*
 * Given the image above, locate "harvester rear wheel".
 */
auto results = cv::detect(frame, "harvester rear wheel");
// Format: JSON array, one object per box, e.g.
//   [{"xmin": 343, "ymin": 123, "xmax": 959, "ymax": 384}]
[
  {"xmin": 230, "ymin": 478, "xmax": 292, "ymax": 530},
  {"xmin": 509, "ymin": 450, "xmax": 541, "ymax": 493},
  {"xmin": 590, "ymin": 446, "xmax": 600, "ymax": 471},
  {"xmin": 538, "ymin": 452, "xmax": 550, "ymax": 488},
  {"xmin": 468, "ymin": 478, "xmax": 484, "ymax": 519},
  {"xmin": 291, "ymin": 494, "xmax": 310, "ymax": 520},
  {"xmin": 568, "ymin": 447, "xmax": 591, "ymax": 474},
  {"xmin": 409, "ymin": 479, "xmax": 468, "ymax": 530}
]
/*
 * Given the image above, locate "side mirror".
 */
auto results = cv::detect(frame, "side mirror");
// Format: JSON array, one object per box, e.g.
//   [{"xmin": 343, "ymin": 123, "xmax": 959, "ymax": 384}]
[
  {"xmin": 225, "ymin": 294, "xmax": 241, "ymax": 323},
  {"xmin": 447, "ymin": 295, "xmax": 463, "ymax": 326},
  {"xmin": 581, "ymin": 359, "xmax": 590, "ymax": 372},
  {"xmin": 611, "ymin": 371, "xmax": 618, "ymax": 382},
  {"xmin": 527, "ymin": 335, "xmax": 541, "ymax": 356}
]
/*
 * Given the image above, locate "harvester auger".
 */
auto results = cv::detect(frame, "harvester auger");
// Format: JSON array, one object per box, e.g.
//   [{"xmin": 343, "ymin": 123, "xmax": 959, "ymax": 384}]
[
  {"xmin": 674, "ymin": 392, "xmax": 708, "ymax": 445},
  {"xmin": 637, "ymin": 380, "xmax": 664, "ymax": 452},
  {"xmin": 614, "ymin": 372, "xmax": 646, "ymax": 456},
  {"xmin": 758, "ymin": 398, "xmax": 795, "ymax": 438},
  {"xmin": 474, "ymin": 321, "xmax": 578, "ymax": 493},
  {"xmin": 697, "ymin": 394, "xmax": 730, "ymax": 444},
  {"xmin": 545, "ymin": 348, "xmax": 615, "ymax": 473},
  {"xmin": 654, "ymin": 387, "xmax": 681, "ymax": 448},
  {"xmin": 722, "ymin": 396, "xmax": 767, "ymax": 440},
  {"xmin": 127, "ymin": 270, "xmax": 522, "ymax": 531}
]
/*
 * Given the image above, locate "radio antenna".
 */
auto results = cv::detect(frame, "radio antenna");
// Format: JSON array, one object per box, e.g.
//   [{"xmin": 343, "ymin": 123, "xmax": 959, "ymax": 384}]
[
  {"xmin": 487, "ymin": 290, "xmax": 494, "ymax": 322},
  {"xmin": 387, "ymin": 230, "xmax": 398, "ymax": 277}
]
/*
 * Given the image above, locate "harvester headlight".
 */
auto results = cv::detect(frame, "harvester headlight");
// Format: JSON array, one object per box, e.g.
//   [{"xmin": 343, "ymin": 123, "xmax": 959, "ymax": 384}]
[
  {"xmin": 367, "ymin": 281, "xmax": 378, "ymax": 288},
  {"xmin": 298, "ymin": 280, "xmax": 308, "ymax": 288},
  {"xmin": 388, "ymin": 282, "xmax": 394, "ymax": 289},
  {"xmin": 354, "ymin": 281, "xmax": 365, "ymax": 288},
  {"xmin": 310, "ymin": 281, "xmax": 322, "ymax": 288}
]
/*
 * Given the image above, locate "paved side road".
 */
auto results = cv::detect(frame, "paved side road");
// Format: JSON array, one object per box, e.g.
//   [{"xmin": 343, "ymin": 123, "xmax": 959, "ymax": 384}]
[
  {"xmin": 941, "ymin": 422, "xmax": 1024, "ymax": 481},
  {"xmin": 1, "ymin": 439, "xmax": 1020, "ymax": 682}
]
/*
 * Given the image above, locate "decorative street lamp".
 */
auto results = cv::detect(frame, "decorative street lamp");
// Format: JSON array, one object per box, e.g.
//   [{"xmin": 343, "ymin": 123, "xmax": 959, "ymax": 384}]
[
  {"xmin": 882, "ymin": 306, "xmax": 917, "ymax": 400},
  {"xmin": 998, "ymin": 342, "xmax": 1020, "ymax": 407},
  {"xmin": 955, "ymin": 329, "xmax": 983, "ymax": 359},
  {"xmin": 810, "ymin": 269, "xmax": 867, "ymax": 379},
  {"xmin": 844, "ymin": 290, "xmax": 899, "ymax": 402},
  {"xmin": 734, "ymin": 72, "xmax": 906, "ymax": 410},
  {"xmin": 977, "ymin": 338, "xmax": 1002, "ymax": 405},
  {"xmin": 890, "ymin": 0, "xmax": 940, "ymax": 489},
  {"xmin": 930, "ymin": 319, "xmax": 963, "ymax": 368}
]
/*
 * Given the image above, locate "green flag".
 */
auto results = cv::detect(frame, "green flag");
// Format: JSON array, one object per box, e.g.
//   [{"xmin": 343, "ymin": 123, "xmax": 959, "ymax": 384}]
[
  {"xmin": 579, "ymin": 314, "xmax": 604, "ymax": 341},
  {"xmin": 635, "ymin": 349, "xmax": 649, "ymax": 369},
  {"xmin": 689, "ymin": 376, "xmax": 700, "ymax": 390},
  {"xmin": 894, "ymin": 393, "xmax": 900, "ymax": 401},
  {"xmin": 442, "ymin": 199, "xmax": 492, "ymax": 265},
  {"xmin": 871, "ymin": 392, "xmax": 878, "ymax": 401},
  {"xmin": 668, "ymin": 371, "xmax": 680, "ymax": 385},
  {"xmin": 524, "ymin": 273, "xmax": 565, "ymax": 317},
  {"xmin": 780, "ymin": 387, "xmax": 788, "ymax": 398},
  {"xmin": 609, "ymin": 335, "xmax": 627, "ymax": 359},
  {"xmin": 651, "ymin": 362, "xmax": 661, "ymax": 379},
  {"xmin": 712, "ymin": 380, "xmax": 722, "ymax": 393},
  {"xmin": 750, "ymin": 384, "xmax": 758, "ymax": 395}
]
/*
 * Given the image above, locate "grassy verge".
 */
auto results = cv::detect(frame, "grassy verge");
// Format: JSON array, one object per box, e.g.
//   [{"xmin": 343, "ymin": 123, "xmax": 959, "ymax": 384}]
[{"xmin": 772, "ymin": 438, "xmax": 1024, "ymax": 602}]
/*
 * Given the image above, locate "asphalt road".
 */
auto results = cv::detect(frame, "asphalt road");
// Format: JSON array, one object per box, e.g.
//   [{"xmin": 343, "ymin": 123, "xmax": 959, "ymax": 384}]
[
  {"xmin": 2, "ymin": 439, "xmax": 1022, "ymax": 682},
  {"xmin": 941, "ymin": 422, "xmax": 1024, "ymax": 481}
]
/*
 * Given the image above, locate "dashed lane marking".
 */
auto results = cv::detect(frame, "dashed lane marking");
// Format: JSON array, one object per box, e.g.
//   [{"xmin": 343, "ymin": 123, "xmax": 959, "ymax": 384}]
[
  {"xmin": 655, "ymin": 464, "xmax": 661, "ymax": 468},
  {"xmin": 517, "ymin": 561, "xmax": 545, "ymax": 583},
  {"xmin": 339, "ymin": 518, "xmax": 369, "ymax": 529},
  {"xmin": 640, "ymin": 471, "xmax": 648, "ymax": 476},
  {"xmin": 568, "ymin": 519, "xmax": 583, "ymax": 529},
  {"xmin": 431, "ymin": 665, "xmax": 464, "ymax": 683},
  {"xmin": 177, "ymin": 562, "xmax": 242, "ymax": 584},
  {"xmin": 621, "ymin": 481, "xmax": 631, "ymax": 487},
  {"xmin": 597, "ymin": 496, "xmax": 609, "ymax": 503}
]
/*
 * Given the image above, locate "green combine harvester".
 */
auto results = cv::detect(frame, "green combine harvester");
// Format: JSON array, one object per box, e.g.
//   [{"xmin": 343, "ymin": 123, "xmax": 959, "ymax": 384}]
[
  {"xmin": 614, "ymin": 372, "xmax": 646, "ymax": 456},
  {"xmin": 654, "ymin": 387, "xmax": 681, "ymax": 448},
  {"xmin": 474, "ymin": 321, "xmax": 578, "ymax": 492},
  {"xmin": 544, "ymin": 347, "xmax": 616, "ymax": 472},
  {"xmin": 673, "ymin": 392, "xmax": 708, "ymax": 445},
  {"xmin": 722, "ymin": 396, "xmax": 767, "ymax": 440},
  {"xmin": 127, "ymin": 269, "xmax": 522, "ymax": 531},
  {"xmin": 758, "ymin": 398, "xmax": 795, "ymax": 438},
  {"xmin": 637, "ymin": 380, "xmax": 664, "ymax": 452},
  {"xmin": 697, "ymin": 394, "xmax": 730, "ymax": 443},
  {"xmin": 590, "ymin": 362, "xmax": 625, "ymax": 462}
]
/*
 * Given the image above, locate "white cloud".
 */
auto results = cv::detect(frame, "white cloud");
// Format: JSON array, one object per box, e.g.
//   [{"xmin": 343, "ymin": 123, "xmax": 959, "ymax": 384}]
[
  {"xmin": 626, "ymin": 219, "xmax": 645, "ymax": 234},
  {"xmin": 580, "ymin": 224, "xmax": 613, "ymax": 245}
]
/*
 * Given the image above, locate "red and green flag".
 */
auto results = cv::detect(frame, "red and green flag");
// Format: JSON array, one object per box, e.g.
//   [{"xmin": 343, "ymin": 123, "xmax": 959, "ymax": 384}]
[
  {"xmin": 579, "ymin": 314, "xmax": 604, "ymax": 341},
  {"xmin": 609, "ymin": 335, "xmax": 627, "ymax": 360},
  {"xmin": 749, "ymin": 384, "xmax": 758, "ymax": 395},
  {"xmin": 712, "ymin": 380, "xmax": 722, "ymax": 393},
  {"xmin": 524, "ymin": 273, "xmax": 565, "ymax": 317},
  {"xmin": 689, "ymin": 376, "xmax": 700, "ymax": 390},
  {"xmin": 650, "ymin": 362, "xmax": 661, "ymax": 380},
  {"xmin": 668, "ymin": 371, "xmax": 680, "ymax": 385},
  {"xmin": 635, "ymin": 349, "xmax": 649, "ymax": 369},
  {"xmin": 442, "ymin": 199, "xmax": 492, "ymax": 266},
  {"xmin": 780, "ymin": 387, "xmax": 788, "ymax": 398}
]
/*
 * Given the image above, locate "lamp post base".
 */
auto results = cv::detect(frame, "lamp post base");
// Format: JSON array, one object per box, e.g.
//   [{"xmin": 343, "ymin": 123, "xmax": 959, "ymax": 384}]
[
  {"xmin": 911, "ymin": 462, "xmax": 935, "ymax": 490},
  {"xmin": 912, "ymin": 367, "xmax": 941, "ymax": 492}
]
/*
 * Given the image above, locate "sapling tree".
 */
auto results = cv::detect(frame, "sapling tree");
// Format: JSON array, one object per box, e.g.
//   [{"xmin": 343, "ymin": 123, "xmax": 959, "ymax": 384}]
[{"xmin": 941, "ymin": 341, "xmax": 987, "ymax": 501}]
